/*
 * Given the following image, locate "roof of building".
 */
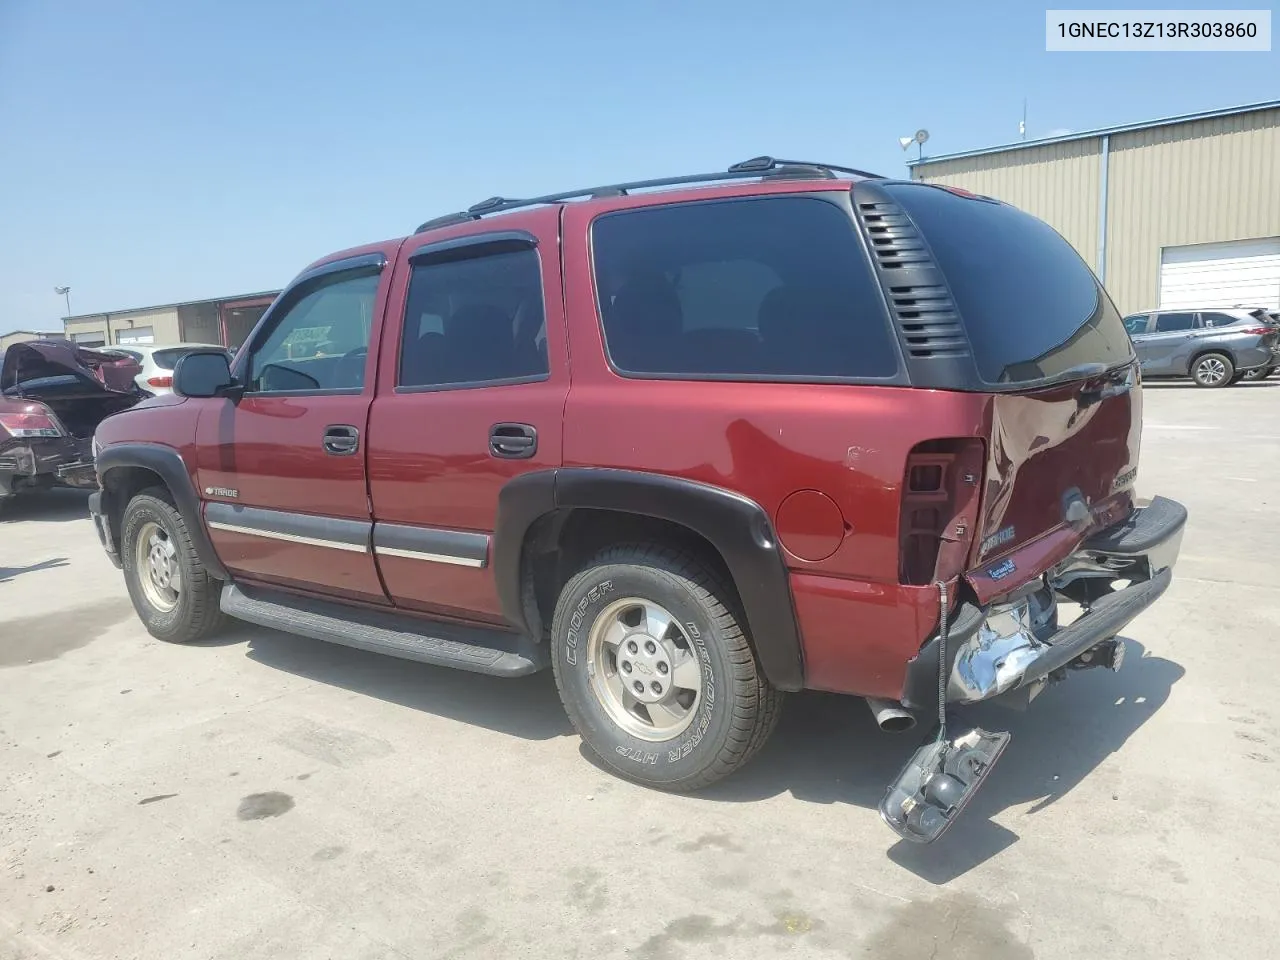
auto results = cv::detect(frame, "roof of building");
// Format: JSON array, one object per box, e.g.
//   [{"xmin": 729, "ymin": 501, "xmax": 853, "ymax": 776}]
[
  {"xmin": 907, "ymin": 98, "xmax": 1280, "ymax": 168},
  {"xmin": 63, "ymin": 289, "xmax": 280, "ymax": 322}
]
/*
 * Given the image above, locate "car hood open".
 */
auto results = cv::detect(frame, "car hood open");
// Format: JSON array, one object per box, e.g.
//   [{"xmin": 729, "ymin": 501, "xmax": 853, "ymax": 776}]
[{"xmin": 1, "ymin": 340, "xmax": 141, "ymax": 397}]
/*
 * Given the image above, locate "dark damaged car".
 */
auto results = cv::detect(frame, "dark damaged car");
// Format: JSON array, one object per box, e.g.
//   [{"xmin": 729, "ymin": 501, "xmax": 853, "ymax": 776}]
[{"xmin": 0, "ymin": 340, "xmax": 143, "ymax": 506}]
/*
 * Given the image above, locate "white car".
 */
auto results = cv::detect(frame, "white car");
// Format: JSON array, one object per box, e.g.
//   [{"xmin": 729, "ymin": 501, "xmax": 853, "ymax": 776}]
[{"xmin": 102, "ymin": 344, "xmax": 229, "ymax": 396}]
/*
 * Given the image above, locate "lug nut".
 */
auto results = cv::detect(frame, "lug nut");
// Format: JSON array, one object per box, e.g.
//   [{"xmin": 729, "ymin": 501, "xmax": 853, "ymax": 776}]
[
  {"xmin": 644, "ymin": 641, "xmax": 657, "ymax": 654},
  {"xmin": 650, "ymin": 682, "xmax": 662, "ymax": 695},
  {"xmin": 627, "ymin": 641, "xmax": 638, "ymax": 654},
  {"xmin": 657, "ymin": 662, "xmax": 668, "ymax": 675},
  {"xmin": 633, "ymin": 681, "xmax": 644, "ymax": 694},
  {"xmin": 621, "ymin": 661, "xmax": 632, "ymax": 674}
]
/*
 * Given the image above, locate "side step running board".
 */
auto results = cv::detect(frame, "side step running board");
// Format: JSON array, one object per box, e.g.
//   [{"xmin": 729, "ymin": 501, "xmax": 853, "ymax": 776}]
[{"xmin": 220, "ymin": 583, "xmax": 549, "ymax": 677}]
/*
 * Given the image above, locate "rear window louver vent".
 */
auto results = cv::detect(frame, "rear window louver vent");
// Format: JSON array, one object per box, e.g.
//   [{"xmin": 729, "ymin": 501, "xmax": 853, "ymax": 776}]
[{"xmin": 857, "ymin": 200, "xmax": 968, "ymax": 360}]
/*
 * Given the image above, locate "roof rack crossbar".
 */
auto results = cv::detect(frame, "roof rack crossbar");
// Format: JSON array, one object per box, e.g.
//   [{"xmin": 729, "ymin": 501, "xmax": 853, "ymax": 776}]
[{"xmin": 413, "ymin": 157, "xmax": 886, "ymax": 234}]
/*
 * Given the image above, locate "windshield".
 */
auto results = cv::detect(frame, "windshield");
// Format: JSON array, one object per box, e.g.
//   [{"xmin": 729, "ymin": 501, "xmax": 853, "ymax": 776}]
[{"xmin": 883, "ymin": 182, "xmax": 1134, "ymax": 384}]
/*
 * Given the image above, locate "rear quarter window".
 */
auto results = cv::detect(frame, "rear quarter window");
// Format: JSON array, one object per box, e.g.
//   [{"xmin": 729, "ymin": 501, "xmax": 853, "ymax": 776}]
[
  {"xmin": 883, "ymin": 183, "xmax": 1133, "ymax": 383},
  {"xmin": 590, "ymin": 196, "xmax": 899, "ymax": 381}
]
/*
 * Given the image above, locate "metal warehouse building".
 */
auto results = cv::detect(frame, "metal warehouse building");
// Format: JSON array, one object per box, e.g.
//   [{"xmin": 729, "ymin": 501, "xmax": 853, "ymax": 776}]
[
  {"xmin": 908, "ymin": 99, "xmax": 1280, "ymax": 316},
  {"xmin": 62, "ymin": 290, "xmax": 280, "ymax": 353}
]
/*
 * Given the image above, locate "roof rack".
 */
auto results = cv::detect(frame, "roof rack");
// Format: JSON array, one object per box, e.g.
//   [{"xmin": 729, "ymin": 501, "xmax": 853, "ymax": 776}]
[{"xmin": 413, "ymin": 157, "xmax": 886, "ymax": 234}]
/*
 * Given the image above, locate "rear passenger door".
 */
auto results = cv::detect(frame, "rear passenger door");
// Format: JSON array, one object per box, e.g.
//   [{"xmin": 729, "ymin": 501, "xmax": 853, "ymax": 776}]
[
  {"xmin": 1140, "ymin": 311, "xmax": 1198, "ymax": 375},
  {"xmin": 365, "ymin": 209, "xmax": 567, "ymax": 624}
]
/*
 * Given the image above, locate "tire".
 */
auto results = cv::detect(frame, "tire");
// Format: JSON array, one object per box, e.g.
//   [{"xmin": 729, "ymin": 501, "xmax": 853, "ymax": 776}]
[
  {"xmin": 1191, "ymin": 352, "xmax": 1234, "ymax": 387},
  {"xmin": 1242, "ymin": 366, "xmax": 1274, "ymax": 382},
  {"xmin": 550, "ymin": 543, "xmax": 783, "ymax": 792},
  {"xmin": 120, "ymin": 486, "xmax": 224, "ymax": 643}
]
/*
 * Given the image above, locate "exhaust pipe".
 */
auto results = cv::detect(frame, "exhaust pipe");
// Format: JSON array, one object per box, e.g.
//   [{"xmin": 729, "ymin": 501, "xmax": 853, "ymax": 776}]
[{"xmin": 867, "ymin": 698, "xmax": 916, "ymax": 733}]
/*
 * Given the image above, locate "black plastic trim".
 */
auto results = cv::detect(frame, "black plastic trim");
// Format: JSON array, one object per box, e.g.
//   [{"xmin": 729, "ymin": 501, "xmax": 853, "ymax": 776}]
[
  {"xmin": 493, "ymin": 471, "xmax": 558, "ymax": 634},
  {"xmin": 372, "ymin": 522, "xmax": 490, "ymax": 565},
  {"xmin": 413, "ymin": 159, "xmax": 886, "ymax": 234},
  {"xmin": 240, "ymin": 387, "xmax": 363, "ymax": 399},
  {"xmin": 492, "ymin": 468, "xmax": 805, "ymax": 691},
  {"xmin": 851, "ymin": 180, "xmax": 978, "ymax": 392},
  {"xmin": 87, "ymin": 490, "xmax": 122, "ymax": 568},
  {"xmin": 1082, "ymin": 495, "xmax": 1187, "ymax": 556},
  {"xmin": 393, "ymin": 373, "xmax": 550, "ymax": 395},
  {"xmin": 410, "ymin": 230, "xmax": 538, "ymax": 263},
  {"xmin": 95, "ymin": 443, "xmax": 228, "ymax": 580},
  {"xmin": 1022, "ymin": 568, "xmax": 1172, "ymax": 684},
  {"xmin": 221, "ymin": 582, "xmax": 548, "ymax": 677},
  {"xmin": 205, "ymin": 502, "xmax": 370, "ymax": 550},
  {"xmin": 901, "ymin": 567, "xmax": 1174, "ymax": 711}
]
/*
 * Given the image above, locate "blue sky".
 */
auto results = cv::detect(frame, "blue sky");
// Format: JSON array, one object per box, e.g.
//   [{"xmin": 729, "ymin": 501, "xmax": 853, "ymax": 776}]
[{"xmin": 0, "ymin": 0, "xmax": 1275, "ymax": 333}]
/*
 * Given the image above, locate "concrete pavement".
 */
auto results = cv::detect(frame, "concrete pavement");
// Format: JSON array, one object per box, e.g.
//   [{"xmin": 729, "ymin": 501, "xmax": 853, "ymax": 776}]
[{"xmin": 2, "ymin": 379, "xmax": 1279, "ymax": 959}]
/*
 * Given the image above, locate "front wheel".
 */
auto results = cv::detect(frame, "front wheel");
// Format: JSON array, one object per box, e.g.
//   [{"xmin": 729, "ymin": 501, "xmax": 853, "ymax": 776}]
[
  {"xmin": 1191, "ymin": 352, "xmax": 1234, "ymax": 387},
  {"xmin": 550, "ymin": 544, "xmax": 783, "ymax": 791},
  {"xmin": 120, "ymin": 487, "xmax": 224, "ymax": 643}
]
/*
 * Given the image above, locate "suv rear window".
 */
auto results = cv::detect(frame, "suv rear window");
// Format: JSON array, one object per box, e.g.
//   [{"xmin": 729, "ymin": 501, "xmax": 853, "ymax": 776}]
[
  {"xmin": 591, "ymin": 196, "xmax": 898, "ymax": 380},
  {"xmin": 883, "ymin": 183, "xmax": 1133, "ymax": 384}
]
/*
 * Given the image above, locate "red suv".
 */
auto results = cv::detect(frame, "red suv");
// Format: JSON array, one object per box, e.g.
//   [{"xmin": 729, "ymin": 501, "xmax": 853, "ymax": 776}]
[{"xmin": 89, "ymin": 158, "xmax": 1185, "ymax": 842}]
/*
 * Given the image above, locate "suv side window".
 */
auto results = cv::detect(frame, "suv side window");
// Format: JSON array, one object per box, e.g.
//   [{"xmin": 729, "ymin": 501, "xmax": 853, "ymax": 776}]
[
  {"xmin": 591, "ymin": 197, "xmax": 898, "ymax": 380},
  {"xmin": 398, "ymin": 247, "xmax": 548, "ymax": 389},
  {"xmin": 1201, "ymin": 312, "xmax": 1240, "ymax": 328},
  {"xmin": 246, "ymin": 271, "xmax": 379, "ymax": 392},
  {"xmin": 1153, "ymin": 312, "xmax": 1197, "ymax": 332},
  {"xmin": 1122, "ymin": 314, "xmax": 1150, "ymax": 335}
]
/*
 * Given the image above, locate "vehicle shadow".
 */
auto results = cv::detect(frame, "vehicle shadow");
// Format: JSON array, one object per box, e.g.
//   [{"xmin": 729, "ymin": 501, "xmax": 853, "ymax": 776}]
[
  {"xmin": 0, "ymin": 488, "xmax": 91, "ymax": 522},
  {"xmin": 0, "ymin": 557, "xmax": 70, "ymax": 583},
  {"xmin": 237, "ymin": 623, "xmax": 573, "ymax": 741},
  {"xmin": 234, "ymin": 617, "xmax": 1180, "ymax": 879},
  {"xmin": 685, "ymin": 639, "xmax": 1183, "ymax": 882}
]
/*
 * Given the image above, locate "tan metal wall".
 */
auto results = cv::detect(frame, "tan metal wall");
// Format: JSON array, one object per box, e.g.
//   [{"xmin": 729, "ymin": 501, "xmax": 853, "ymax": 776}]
[
  {"xmin": 912, "ymin": 108, "xmax": 1280, "ymax": 316},
  {"xmin": 910, "ymin": 136, "xmax": 1102, "ymax": 272},
  {"xmin": 1105, "ymin": 107, "xmax": 1280, "ymax": 313},
  {"xmin": 62, "ymin": 307, "xmax": 181, "ymax": 346},
  {"xmin": 0, "ymin": 331, "xmax": 62, "ymax": 350}
]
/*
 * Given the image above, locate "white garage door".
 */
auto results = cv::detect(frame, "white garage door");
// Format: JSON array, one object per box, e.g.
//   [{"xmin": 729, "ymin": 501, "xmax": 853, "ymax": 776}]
[
  {"xmin": 1159, "ymin": 238, "xmax": 1280, "ymax": 311},
  {"xmin": 116, "ymin": 326, "xmax": 155, "ymax": 345}
]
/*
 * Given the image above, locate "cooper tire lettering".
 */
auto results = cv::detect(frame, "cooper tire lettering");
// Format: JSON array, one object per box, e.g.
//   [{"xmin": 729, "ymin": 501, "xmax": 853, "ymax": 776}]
[{"xmin": 549, "ymin": 546, "xmax": 783, "ymax": 791}]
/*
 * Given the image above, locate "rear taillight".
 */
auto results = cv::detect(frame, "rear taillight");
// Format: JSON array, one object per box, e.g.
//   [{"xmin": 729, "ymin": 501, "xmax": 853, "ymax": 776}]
[
  {"xmin": 1242, "ymin": 327, "xmax": 1273, "ymax": 336},
  {"xmin": 146, "ymin": 375, "xmax": 173, "ymax": 388},
  {"xmin": 899, "ymin": 439, "xmax": 984, "ymax": 585},
  {"xmin": 0, "ymin": 410, "xmax": 63, "ymax": 439}
]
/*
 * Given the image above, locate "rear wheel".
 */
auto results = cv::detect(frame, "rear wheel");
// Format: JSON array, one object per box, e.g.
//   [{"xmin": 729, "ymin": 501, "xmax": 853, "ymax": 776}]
[
  {"xmin": 550, "ymin": 543, "xmax": 783, "ymax": 791},
  {"xmin": 121, "ymin": 487, "xmax": 224, "ymax": 642},
  {"xmin": 1191, "ymin": 352, "xmax": 1234, "ymax": 387}
]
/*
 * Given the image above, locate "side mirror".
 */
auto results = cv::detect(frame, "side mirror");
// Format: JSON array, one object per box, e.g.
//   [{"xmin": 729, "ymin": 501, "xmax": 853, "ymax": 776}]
[{"xmin": 173, "ymin": 350, "xmax": 238, "ymax": 400}]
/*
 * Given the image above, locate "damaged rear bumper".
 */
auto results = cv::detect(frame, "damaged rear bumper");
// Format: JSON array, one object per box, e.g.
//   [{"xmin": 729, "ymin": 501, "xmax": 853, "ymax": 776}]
[
  {"xmin": 881, "ymin": 495, "xmax": 1186, "ymax": 843},
  {"xmin": 901, "ymin": 495, "xmax": 1187, "ymax": 712}
]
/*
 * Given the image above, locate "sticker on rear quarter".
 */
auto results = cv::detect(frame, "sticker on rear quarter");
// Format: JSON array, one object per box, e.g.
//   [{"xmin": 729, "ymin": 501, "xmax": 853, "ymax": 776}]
[{"xmin": 986, "ymin": 558, "xmax": 1016, "ymax": 581}]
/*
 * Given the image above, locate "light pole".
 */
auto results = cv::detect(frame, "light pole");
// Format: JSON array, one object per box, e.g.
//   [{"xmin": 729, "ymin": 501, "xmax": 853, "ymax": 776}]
[{"xmin": 54, "ymin": 286, "xmax": 72, "ymax": 317}]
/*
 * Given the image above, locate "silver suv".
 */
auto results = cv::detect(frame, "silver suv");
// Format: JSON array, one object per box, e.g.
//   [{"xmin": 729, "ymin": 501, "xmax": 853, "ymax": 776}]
[{"xmin": 1122, "ymin": 308, "xmax": 1280, "ymax": 387}]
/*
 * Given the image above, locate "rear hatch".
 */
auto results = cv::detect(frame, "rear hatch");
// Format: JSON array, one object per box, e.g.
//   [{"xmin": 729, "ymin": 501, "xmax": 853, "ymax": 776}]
[
  {"xmin": 870, "ymin": 182, "xmax": 1140, "ymax": 590},
  {"xmin": 1, "ymin": 340, "xmax": 142, "ymax": 438}
]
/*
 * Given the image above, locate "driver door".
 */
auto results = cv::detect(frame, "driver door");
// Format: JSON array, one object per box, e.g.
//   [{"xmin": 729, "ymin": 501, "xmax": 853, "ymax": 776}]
[{"xmin": 195, "ymin": 249, "xmax": 397, "ymax": 604}]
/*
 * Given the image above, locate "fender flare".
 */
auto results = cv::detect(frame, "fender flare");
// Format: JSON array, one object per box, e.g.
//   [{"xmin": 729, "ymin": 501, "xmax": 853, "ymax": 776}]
[
  {"xmin": 494, "ymin": 468, "xmax": 804, "ymax": 691},
  {"xmin": 96, "ymin": 443, "xmax": 228, "ymax": 580}
]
